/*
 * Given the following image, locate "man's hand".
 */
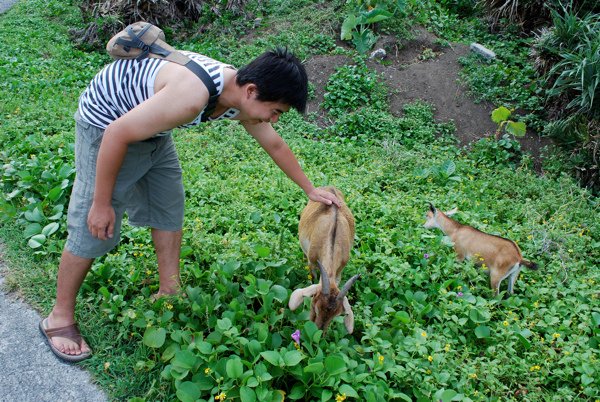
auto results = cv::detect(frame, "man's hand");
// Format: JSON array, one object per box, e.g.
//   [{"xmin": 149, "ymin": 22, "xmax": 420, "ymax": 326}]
[
  {"xmin": 87, "ymin": 202, "xmax": 115, "ymax": 240},
  {"xmin": 308, "ymin": 188, "xmax": 341, "ymax": 208}
]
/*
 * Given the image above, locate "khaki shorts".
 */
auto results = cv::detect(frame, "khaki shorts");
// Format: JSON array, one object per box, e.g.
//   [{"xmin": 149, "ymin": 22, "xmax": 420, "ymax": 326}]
[{"xmin": 66, "ymin": 113, "xmax": 184, "ymax": 258}]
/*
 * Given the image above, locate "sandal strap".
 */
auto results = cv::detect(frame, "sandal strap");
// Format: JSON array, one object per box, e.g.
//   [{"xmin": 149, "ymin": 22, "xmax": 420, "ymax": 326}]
[{"xmin": 44, "ymin": 323, "xmax": 83, "ymax": 345}]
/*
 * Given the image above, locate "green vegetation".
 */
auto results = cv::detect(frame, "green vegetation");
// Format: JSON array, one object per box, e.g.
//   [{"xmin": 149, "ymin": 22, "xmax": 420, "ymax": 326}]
[{"xmin": 1, "ymin": 0, "xmax": 599, "ymax": 401}]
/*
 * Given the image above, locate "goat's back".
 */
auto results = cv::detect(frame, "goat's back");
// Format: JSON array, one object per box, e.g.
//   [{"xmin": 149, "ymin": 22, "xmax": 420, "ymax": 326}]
[
  {"xmin": 298, "ymin": 186, "xmax": 355, "ymax": 274},
  {"xmin": 455, "ymin": 225, "xmax": 523, "ymax": 263}
]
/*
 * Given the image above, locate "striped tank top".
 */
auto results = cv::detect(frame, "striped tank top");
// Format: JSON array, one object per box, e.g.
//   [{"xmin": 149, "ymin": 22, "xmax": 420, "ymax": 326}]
[{"xmin": 77, "ymin": 51, "xmax": 239, "ymax": 130}]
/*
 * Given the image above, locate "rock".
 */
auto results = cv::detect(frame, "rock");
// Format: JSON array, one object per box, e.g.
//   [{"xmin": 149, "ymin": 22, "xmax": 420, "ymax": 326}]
[
  {"xmin": 369, "ymin": 48, "xmax": 386, "ymax": 60},
  {"xmin": 469, "ymin": 43, "xmax": 496, "ymax": 60}
]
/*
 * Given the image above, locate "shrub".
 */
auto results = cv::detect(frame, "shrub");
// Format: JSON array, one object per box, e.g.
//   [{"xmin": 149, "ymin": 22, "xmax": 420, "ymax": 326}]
[
  {"xmin": 71, "ymin": 0, "xmax": 255, "ymax": 50},
  {"xmin": 322, "ymin": 61, "xmax": 387, "ymax": 118}
]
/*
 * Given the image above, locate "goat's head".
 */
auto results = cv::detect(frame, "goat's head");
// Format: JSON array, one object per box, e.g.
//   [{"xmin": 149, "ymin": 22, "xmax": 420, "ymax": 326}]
[
  {"xmin": 424, "ymin": 203, "xmax": 458, "ymax": 229},
  {"xmin": 289, "ymin": 261, "xmax": 360, "ymax": 333}
]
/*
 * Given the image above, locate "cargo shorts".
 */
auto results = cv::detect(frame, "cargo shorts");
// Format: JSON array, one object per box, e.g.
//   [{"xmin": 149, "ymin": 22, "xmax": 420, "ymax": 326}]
[{"xmin": 65, "ymin": 112, "xmax": 185, "ymax": 258}]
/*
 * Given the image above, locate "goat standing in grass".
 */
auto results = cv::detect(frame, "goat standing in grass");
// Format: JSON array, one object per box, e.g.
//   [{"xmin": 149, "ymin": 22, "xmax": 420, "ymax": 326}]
[
  {"xmin": 424, "ymin": 204, "xmax": 538, "ymax": 295},
  {"xmin": 289, "ymin": 186, "xmax": 360, "ymax": 333}
]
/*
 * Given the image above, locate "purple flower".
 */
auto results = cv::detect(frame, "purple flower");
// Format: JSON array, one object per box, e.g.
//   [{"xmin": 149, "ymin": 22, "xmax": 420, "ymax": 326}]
[
  {"xmin": 424, "ymin": 253, "xmax": 430, "ymax": 259},
  {"xmin": 291, "ymin": 329, "xmax": 301, "ymax": 344},
  {"xmin": 457, "ymin": 292, "xmax": 463, "ymax": 297}
]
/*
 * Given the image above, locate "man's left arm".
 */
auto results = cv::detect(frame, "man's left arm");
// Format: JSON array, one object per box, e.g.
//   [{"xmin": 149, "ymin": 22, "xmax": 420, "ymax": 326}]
[{"xmin": 242, "ymin": 121, "xmax": 340, "ymax": 207}]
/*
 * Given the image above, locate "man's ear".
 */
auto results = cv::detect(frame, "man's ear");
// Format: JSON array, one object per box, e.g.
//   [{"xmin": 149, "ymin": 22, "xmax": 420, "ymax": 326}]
[{"xmin": 245, "ymin": 83, "xmax": 258, "ymax": 99}]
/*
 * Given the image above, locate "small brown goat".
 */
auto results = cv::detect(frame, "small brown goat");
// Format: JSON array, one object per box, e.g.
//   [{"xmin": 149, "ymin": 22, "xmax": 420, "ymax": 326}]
[
  {"xmin": 424, "ymin": 204, "xmax": 538, "ymax": 295},
  {"xmin": 288, "ymin": 186, "xmax": 360, "ymax": 333}
]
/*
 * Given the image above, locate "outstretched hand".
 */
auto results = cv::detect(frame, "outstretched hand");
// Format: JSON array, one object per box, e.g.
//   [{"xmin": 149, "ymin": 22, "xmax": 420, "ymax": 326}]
[{"xmin": 307, "ymin": 188, "xmax": 341, "ymax": 208}]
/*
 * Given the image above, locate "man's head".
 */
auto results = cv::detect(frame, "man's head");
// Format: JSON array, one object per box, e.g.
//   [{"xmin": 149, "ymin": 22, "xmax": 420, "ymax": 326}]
[{"xmin": 236, "ymin": 47, "xmax": 308, "ymax": 114}]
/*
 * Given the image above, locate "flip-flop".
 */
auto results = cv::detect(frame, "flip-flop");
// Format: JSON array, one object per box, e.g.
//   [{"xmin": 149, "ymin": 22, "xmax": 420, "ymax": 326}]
[{"xmin": 39, "ymin": 318, "xmax": 92, "ymax": 363}]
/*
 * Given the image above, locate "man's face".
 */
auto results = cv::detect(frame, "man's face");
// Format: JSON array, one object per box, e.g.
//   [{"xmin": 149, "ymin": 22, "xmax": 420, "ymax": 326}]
[{"xmin": 239, "ymin": 84, "xmax": 290, "ymax": 124}]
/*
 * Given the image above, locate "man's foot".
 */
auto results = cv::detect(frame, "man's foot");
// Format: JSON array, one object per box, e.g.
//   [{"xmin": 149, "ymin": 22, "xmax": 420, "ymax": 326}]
[{"xmin": 39, "ymin": 315, "xmax": 91, "ymax": 362}]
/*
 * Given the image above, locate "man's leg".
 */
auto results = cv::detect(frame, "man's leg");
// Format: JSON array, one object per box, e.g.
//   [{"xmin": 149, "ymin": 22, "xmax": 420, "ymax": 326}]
[
  {"xmin": 152, "ymin": 228, "xmax": 182, "ymax": 295},
  {"xmin": 46, "ymin": 249, "xmax": 93, "ymax": 356}
]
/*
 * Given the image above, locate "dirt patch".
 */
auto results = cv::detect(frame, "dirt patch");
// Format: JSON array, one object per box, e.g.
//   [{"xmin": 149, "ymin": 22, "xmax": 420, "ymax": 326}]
[{"xmin": 304, "ymin": 26, "xmax": 552, "ymax": 163}]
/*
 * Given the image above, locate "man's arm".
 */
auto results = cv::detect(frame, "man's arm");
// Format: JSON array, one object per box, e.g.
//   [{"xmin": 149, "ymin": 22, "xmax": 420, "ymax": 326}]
[
  {"xmin": 89, "ymin": 71, "xmax": 207, "ymax": 240},
  {"xmin": 241, "ymin": 121, "xmax": 341, "ymax": 207}
]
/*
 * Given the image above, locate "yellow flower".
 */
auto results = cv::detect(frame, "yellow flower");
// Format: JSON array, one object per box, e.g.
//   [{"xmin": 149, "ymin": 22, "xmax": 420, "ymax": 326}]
[
  {"xmin": 205, "ymin": 368, "xmax": 212, "ymax": 375},
  {"xmin": 165, "ymin": 303, "xmax": 173, "ymax": 310},
  {"xmin": 426, "ymin": 369, "xmax": 432, "ymax": 374},
  {"xmin": 529, "ymin": 365, "xmax": 541, "ymax": 371},
  {"xmin": 503, "ymin": 321, "xmax": 509, "ymax": 327},
  {"xmin": 307, "ymin": 273, "xmax": 313, "ymax": 281},
  {"xmin": 457, "ymin": 286, "xmax": 462, "ymax": 291},
  {"xmin": 428, "ymin": 355, "xmax": 433, "ymax": 362},
  {"xmin": 421, "ymin": 331, "xmax": 427, "ymax": 338},
  {"xmin": 444, "ymin": 344, "xmax": 451, "ymax": 352},
  {"xmin": 469, "ymin": 373, "xmax": 477, "ymax": 379},
  {"xmin": 378, "ymin": 355, "xmax": 384, "ymax": 364},
  {"xmin": 215, "ymin": 392, "xmax": 227, "ymax": 401},
  {"xmin": 553, "ymin": 333, "xmax": 560, "ymax": 339},
  {"xmin": 533, "ymin": 302, "xmax": 539, "ymax": 308},
  {"xmin": 336, "ymin": 393, "xmax": 347, "ymax": 401}
]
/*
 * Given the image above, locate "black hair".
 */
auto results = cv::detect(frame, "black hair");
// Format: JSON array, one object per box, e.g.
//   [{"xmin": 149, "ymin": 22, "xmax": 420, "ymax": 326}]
[{"xmin": 236, "ymin": 47, "xmax": 308, "ymax": 113}]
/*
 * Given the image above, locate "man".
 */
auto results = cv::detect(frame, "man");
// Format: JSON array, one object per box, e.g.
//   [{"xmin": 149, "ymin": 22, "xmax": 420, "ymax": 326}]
[{"xmin": 39, "ymin": 47, "xmax": 340, "ymax": 362}]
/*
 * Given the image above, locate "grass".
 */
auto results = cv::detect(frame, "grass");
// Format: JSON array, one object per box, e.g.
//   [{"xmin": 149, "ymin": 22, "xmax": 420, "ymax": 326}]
[{"xmin": 1, "ymin": 0, "xmax": 599, "ymax": 401}]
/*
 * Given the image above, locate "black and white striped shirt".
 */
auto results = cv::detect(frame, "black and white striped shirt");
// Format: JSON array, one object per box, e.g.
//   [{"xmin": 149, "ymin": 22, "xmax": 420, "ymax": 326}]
[{"xmin": 77, "ymin": 51, "xmax": 239, "ymax": 130}]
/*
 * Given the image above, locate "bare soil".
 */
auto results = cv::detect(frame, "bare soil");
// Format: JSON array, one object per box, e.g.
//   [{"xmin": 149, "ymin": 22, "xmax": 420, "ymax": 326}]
[{"xmin": 304, "ymin": 26, "xmax": 552, "ymax": 163}]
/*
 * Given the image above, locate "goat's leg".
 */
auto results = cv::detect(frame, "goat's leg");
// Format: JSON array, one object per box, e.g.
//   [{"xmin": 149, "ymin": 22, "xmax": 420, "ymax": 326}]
[{"xmin": 506, "ymin": 264, "xmax": 522, "ymax": 294}]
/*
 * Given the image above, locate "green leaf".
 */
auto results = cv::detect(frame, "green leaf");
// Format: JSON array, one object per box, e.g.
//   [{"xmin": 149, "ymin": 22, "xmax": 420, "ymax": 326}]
[
  {"xmin": 255, "ymin": 245, "xmax": 271, "ymax": 257},
  {"xmin": 283, "ymin": 350, "xmax": 304, "ymax": 367},
  {"xmin": 338, "ymin": 384, "xmax": 359, "ymax": 398},
  {"xmin": 515, "ymin": 328, "xmax": 532, "ymax": 349},
  {"xmin": 24, "ymin": 223, "xmax": 42, "ymax": 238},
  {"xmin": 27, "ymin": 234, "xmax": 46, "ymax": 248},
  {"xmin": 324, "ymin": 355, "xmax": 347, "ymax": 375},
  {"xmin": 217, "ymin": 317, "xmax": 232, "ymax": 331},
  {"xmin": 47, "ymin": 185, "xmax": 65, "ymax": 201},
  {"xmin": 226, "ymin": 357, "xmax": 244, "ymax": 379},
  {"xmin": 260, "ymin": 351, "xmax": 282, "ymax": 366},
  {"xmin": 363, "ymin": 8, "xmax": 393, "ymax": 24},
  {"xmin": 341, "ymin": 15, "xmax": 358, "ymax": 40},
  {"xmin": 441, "ymin": 160, "xmax": 456, "ymax": 175},
  {"xmin": 41, "ymin": 222, "xmax": 59, "ymax": 236},
  {"xmin": 506, "ymin": 121, "xmax": 526, "ymax": 137},
  {"xmin": 491, "ymin": 106, "xmax": 511, "ymax": 123},
  {"xmin": 303, "ymin": 362, "xmax": 324, "ymax": 373},
  {"xmin": 175, "ymin": 381, "xmax": 200, "ymax": 402},
  {"xmin": 474, "ymin": 325, "xmax": 490, "ymax": 338},
  {"xmin": 179, "ymin": 245, "xmax": 193, "ymax": 258},
  {"xmin": 172, "ymin": 350, "xmax": 197, "ymax": 370},
  {"xmin": 240, "ymin": 386, "xmax": 257, "ymax": 402},
  {"xmin": 250, "ymin": 211, "xmax": 262, "ymax": 223},
  {"xmin": 24, "ymin": 208, "xmax": 44, "ymax": 223},
  {"xmin": 143, "ymin": 327, "xmax": 166, "ymax": 348},
  {"xmin": 270, "ymin": 285, "xmax": 288, "ymax": 302},
  {"xmin": 196, "ymin": 341, "xmax": 213, "ymax": 355},
  {"xmin": 469, "ymin": 308, "xmax": 490, "ymax": 323},
  {"xmin": 288, "ymin": 383, "xmax": 305, "ymax": 399},
  {"xmin": 247, "ymin": 340, "xmax": 263, "ymax": 357}
]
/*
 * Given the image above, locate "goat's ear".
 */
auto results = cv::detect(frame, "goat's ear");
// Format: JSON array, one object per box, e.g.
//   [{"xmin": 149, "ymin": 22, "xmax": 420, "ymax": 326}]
[
  {"xmin": 342, "ymin": 296, "xmax": 355, "ymax": 334},
  {"xmin": 445, "ymin": 207, "xmax": 458, "ymax": 216},
  {"xmin": 428, "ymin": 203, "xmax": 436, "ymax": 213},
  {"xmin": 288, "ymin": 285, "xmax": 319, "ymax": 310}
]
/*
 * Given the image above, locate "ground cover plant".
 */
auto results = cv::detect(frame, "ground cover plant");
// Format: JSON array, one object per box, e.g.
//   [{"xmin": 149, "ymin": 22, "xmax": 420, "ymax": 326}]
[{"xmin": 1, "ymin": 0, "xmax": 599, "ymax": 401}]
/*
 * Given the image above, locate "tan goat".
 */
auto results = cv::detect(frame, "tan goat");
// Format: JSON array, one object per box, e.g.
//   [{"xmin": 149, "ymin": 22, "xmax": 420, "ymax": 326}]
[
  {"xmin": 424, "ymin": 204, "xmax": 538, "ymax": 295},
  {"xmin": 288, "ymin": 186, "xmax": 360, "ymax": 333}
]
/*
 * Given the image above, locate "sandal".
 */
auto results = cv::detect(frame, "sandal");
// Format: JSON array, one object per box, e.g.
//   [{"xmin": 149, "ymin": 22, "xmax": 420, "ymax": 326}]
[{"xmin": 39, "ymin": 318, "xmax": 92, "ymax": 363}]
